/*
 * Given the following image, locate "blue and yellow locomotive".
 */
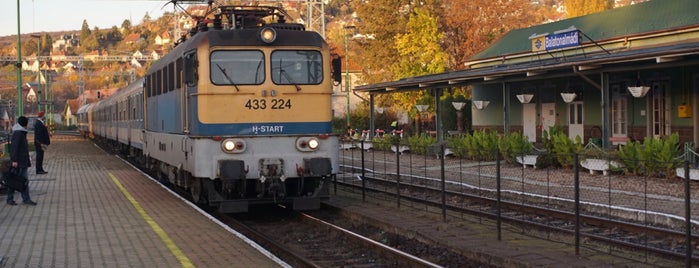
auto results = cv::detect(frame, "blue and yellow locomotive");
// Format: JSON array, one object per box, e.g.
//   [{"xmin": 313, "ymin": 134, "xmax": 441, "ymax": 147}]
[{"xmin": 78, "ymin": 5, "xmax": 339, "ymax": 213}]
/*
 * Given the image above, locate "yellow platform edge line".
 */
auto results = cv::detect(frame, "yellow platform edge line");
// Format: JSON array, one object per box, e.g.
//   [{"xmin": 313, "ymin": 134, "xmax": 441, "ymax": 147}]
[{"xmin": 108, "ymin": 172, "xmax": 195, "ymax": 268}]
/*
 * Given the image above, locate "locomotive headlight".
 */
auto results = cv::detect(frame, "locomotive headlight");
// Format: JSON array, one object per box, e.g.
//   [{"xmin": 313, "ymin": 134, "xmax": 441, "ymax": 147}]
[
  {"xmin": 221, "ymin": 138, "xmax": 246, "ymax": 154},
  {"xmin": 223, "ymin": 140, "xmax": 236, "ymax": 151},
  {"xmin": 296, "ymin": 137, "xmax": 320, "ymax": 152},
  {"xmin": 308, "ymin": 138, "xmax": 320, "ymax": 150},
  {"xmin": 260, "ymin": 27, "xmax": 277, "ymax": 44}
]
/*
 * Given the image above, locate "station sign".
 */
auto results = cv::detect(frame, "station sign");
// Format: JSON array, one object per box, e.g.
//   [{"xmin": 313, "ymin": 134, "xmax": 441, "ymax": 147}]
[{"xmin": 531, "ymin": 29, "xmax": 581, "ymax": 52}]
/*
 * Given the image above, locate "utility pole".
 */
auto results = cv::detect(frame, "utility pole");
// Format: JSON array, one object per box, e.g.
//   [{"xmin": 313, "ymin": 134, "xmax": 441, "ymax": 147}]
[
  {"xmin": 32, "ymin": 34, "xmax": 41, "ymax": 116},
  {"xmin": 16, "ymin": 0, "xmax": 23, "ymax": 118},
  {"xmin": 343, "ymin": 25, "xmax": 355, "ymax": 129}
]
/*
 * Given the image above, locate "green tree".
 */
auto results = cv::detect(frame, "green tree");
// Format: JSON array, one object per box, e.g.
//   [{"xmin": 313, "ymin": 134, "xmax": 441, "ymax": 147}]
[
  {"xmin": 121, "ymin": 19, "xmax": 132, "ymax": 32},
  {"xmin": 39, "ymin": 33, "xmax": 52, "ymax": 56},
  {"xmin": 80, "ymin": 20, "xmax": 92, "ymax": 41},
  {"xmin": 79, "ymin": 20, "xmax": 94, "ymax": 53},
  {"xmin": 107, "ymin": 26, "xmax": 123, "ymax": 43},
  {"xmin": 565, "ymin": 0, "xmax": 613, "ymax": 18}
]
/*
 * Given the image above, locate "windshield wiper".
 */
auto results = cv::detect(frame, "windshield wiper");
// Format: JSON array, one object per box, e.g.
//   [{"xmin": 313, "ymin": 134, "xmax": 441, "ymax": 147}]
[
  {"xmin": 254, "ymin": 61, "xmax": 262, "ymax": 84},
  {"xmin": 216, "ymin": 63, "xmax": 240, "ymax": 91},
  {"xmin": 277, "ymin": 59, "xmax": 301, "ymax": 91},
  {"xmin": 280, "ymin": 69, "xmax": 301, "ymax": 91}
]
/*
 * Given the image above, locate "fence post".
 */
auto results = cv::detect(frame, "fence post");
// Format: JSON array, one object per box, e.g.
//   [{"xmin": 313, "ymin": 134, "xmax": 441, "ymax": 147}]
[
  {"xmin": 361, "ymin": 140, "xmax": 366, "ymax": 201},
  {"xmin": 440, "ymin": 143, "xmax": 446, "ymax": 222},
  {"xmin": 574, "ymin": 152, "xmax": 580, "ymax": 255},
  {"xmin": 395, "ymin": 139, "xmax": 401, "ymax": 208},
  {"xmin": 684, "ymin": 160, "xmax": 692, "ymax": 267},
  {"xmin": 333, "ymin": 148, "xmax": 338, "ymax": 195},
  {"xmin": 496, "ymin": 149, "xmax": 502, "ymax": 241}
]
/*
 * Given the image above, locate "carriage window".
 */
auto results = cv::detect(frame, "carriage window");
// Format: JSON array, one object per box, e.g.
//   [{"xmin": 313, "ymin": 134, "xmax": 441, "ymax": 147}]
[
  {"xmin": 210, "ymin": 50, "xmax": 264, "ymax": 85},
  {"xmin": 271, "ymin": 50, "xmax": 322, "ymax": 85},
  {"xmin": 167, "ymin": 62, "xmax": 175, "ymax": 92},
  {"xmin": 156, "ymin": 70, "xmax": 162, "ymax": 95},
  {"xmin": 176, "ymin": 57, "xmax": 183, "ymax": 89}
]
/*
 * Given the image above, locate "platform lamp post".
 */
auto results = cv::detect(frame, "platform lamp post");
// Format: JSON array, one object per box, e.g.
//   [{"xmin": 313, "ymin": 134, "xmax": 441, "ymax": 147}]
[
  {"xmin": 343, "ymin": 25, "xmax": 356, "ymax": 129},
  {"xmin": 15, "ymin": 0, "xmax": 23, "ymax": 118},
  {"xmin": 451, "ymin": 102, "xmax": 466, "ymax": 133},
  {"xmin": 48, "ymin": 73, "xmax": 53, "ymax": 126},
  {"xmin": 415, "ymin": 104, "xmax": 429, "ymax": 135}
]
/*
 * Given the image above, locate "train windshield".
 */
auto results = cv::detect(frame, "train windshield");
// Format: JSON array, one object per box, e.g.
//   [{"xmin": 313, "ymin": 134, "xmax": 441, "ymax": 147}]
[
  {"xmin": 271, "ymin": 50, "xmax": 323, "ymax": 85},
  {"xmin": 210, "ymin": 50, "xmax": 265, "ymax": 85}
]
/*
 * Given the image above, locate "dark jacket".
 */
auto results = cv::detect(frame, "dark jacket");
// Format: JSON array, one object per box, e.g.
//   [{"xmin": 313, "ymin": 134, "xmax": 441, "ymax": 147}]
[
  {"xmin": 10, "ymin": 123, "xmax": 31, "ymax": 168},
  {"xmin": 34, "ymin": 119, "xmax": 50, "ymax": 146}
]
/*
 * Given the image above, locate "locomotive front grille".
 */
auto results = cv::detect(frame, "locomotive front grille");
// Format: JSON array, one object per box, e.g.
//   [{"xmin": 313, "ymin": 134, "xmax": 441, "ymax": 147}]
[{"xmin": 259, "ymin": 158, "xmax": 284, "ymax": 178}]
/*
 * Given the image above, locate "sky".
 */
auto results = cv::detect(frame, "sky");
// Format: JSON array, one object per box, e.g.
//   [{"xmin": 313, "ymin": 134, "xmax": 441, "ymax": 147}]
[{"xmin": 0, "ymin": 0, "xmax": 173, "ymax": 37}]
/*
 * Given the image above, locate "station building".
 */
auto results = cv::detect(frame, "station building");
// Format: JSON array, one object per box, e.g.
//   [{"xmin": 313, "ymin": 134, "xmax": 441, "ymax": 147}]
[{"xmin": 355, "ymin": 0, "xmax": 699, "ymax": 148}]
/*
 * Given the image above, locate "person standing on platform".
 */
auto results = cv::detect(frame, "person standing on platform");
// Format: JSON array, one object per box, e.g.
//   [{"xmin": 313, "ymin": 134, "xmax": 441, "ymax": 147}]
[
  {"xmin": 34, "ymin": 111, "xmax": 50, "ymax": 175},
  {"xmin": 7, "ymin": 116, "xmax": 37, "ymax": 206}
]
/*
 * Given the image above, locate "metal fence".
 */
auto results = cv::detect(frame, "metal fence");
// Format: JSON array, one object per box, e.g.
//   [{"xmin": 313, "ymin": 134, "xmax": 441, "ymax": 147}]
[{"xmin": 338, "ymin": 138, "xmax": 698, "ymax": 266}]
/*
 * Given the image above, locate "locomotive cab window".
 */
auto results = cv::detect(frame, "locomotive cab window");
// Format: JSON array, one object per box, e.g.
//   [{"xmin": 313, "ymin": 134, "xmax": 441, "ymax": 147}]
[
  {"xmin": 271, "ymin": 50, "xmax": 322, "ymax": 85},
  {"xmin": 210, "ymin": 50, "xmax": 264, "ymax": 85}
]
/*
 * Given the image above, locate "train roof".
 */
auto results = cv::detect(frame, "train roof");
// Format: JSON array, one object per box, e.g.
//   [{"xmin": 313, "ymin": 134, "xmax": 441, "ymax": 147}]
[
  {"xmin": 147, "ymin": 5, "xmax": 326, "ymax": 73},
  {"xmin": 76, "ymin": 103, "xmax": 92, "ymax": 114},
  {"xmin": 109, "ymin": 77, "xmax": 145, "ymax": 98}
]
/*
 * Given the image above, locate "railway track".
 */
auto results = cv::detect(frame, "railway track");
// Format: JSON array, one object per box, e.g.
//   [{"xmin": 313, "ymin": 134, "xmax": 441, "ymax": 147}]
[
  {"xmin": 99, "ymin": 137, "xmax": 452, "ymax": 267},
  {"xmin": 338, "ymin": 164, "xmax": 698, "ymax": 265},
  {"xmin": 96, "ymin": 136, "xmax": 484, "ymax": 266},
  {"xmin": 214, "ymin": 206, "xmax": 451, "ymax": 268}
]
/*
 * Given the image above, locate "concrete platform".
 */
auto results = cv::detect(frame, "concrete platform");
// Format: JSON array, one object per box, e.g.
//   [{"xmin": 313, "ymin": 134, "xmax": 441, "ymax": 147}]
[{"xmin": 0, "ymin": 135, "xmax": 288, "ymax": 267}]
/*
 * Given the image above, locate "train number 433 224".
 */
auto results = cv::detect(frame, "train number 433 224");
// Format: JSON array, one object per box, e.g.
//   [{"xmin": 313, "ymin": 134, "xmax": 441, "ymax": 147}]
[{"xmin": 244, "ymin": 99, "xmax": 292, "ymax": 110}]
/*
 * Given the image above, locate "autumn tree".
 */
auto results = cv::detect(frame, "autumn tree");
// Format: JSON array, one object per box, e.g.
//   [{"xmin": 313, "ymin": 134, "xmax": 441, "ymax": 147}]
[
  {"xmin": 441, "ymin": 0, "xmax": 543, "ymax": 69},
  {"xmin": 394, "ymin": 8, "xmax": 447, "ymax": 78},
  {"xmin": 350, "ymin": 0, "xmax": 441, "ymax": 84},
  {"xmin": 392, "ymin": 7, "xmax": 448, "ymax": 113},
  {"xmin": 565, "ymin": 0, "xmax": 613, "ymax": 18}
]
